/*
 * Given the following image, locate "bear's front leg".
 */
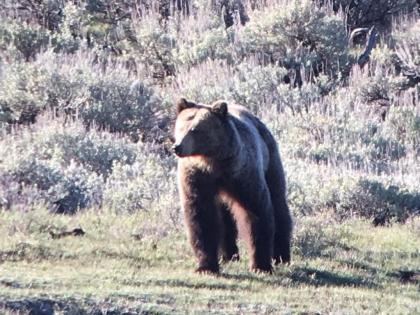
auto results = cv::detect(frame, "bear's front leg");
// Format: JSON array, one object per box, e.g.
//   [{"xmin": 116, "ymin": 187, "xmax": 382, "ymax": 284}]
[{"xmin": 178, "ymin": 168, "xmax": 221, "ymax": 274}]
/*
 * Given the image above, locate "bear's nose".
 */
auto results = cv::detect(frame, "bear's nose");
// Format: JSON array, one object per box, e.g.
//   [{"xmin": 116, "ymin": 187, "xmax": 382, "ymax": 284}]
[{"xmin": 172, "ymin": 144, "xmax": 182, "ymax": 156}]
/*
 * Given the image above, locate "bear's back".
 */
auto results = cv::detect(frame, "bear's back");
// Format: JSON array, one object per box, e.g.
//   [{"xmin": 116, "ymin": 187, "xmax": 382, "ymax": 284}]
[
  {"xmin": 229, "ymin": 104, "xmax": 277, "ymax": 149},
  {"xmin": 227, "ymin": 104, "xmax": 271, "ymax": 174}
]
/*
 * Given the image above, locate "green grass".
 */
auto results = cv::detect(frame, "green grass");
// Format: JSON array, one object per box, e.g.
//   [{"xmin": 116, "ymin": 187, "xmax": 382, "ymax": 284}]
[{"xmin": 0, "ymin": 209, "xmax": 419, "ymax": 314}]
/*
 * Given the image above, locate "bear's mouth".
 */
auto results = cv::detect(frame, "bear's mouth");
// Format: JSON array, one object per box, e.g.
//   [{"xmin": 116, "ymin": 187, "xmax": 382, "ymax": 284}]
[
  {"xmin": 174, "ymin": 152, "xmax": 189, "ymax": 157},
  {"xmin": 174, "ymin": 151, "xmax": 199, "ymax": 158}
]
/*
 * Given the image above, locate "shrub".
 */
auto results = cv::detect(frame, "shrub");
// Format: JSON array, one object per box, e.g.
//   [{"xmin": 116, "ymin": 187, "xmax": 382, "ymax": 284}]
[
  {"xmin": 394, "ymin": 20, "xmax": 420, "ymax": 67},
  {"xmin": 177, "ymin": 0, "xmax": 349, "ymax": 81},
  {"xmin": 0, "ymin": 21, "xmax": 50, "ymax": 61},
  {"xmin": 81, "ymin": 71, "xmax": 160, "ymax": 138},
  {"xmin": 0, "ymin": 0, "xmax": 418, "ymax": 230},
  {"xmin": 35, "ymin": 128, "xmax": 137, "ymax": 177},
  {"xmin": 238, "ymin": 0, "xmax": 349, "ymax": 78},
  {"xmin": 1, "ymin": 0, "xmax": 65, "ymax": 31},
  {"xmin": 392, "ymin": 19, "xmax": 420, "ymax": 93},
  {"xmin": 103, "ymin": 145, "xmax": 177, "ymax": 215},
  {"xmin": 0, "ymin": 114, "xmax": 178, "ymax": 215},
  {"xmin": 51, "ymin": 3, "xmax": 82, "ymax": 54},
  {"xmin": 171, "ymin": 60, "xmax": 233, "ymax": 104},
  {"xmin": 271, "ymin": 96, "xmax": 408, "ymax": 172},
  {"xmin": 383, "ymin": 107, "xmax": 420, "ymax": 154},
  {"xmin": 357, "ymin": 73, "xmax": 391, "ymax": 103},
  {"xmin": 293, "ymin": 213, "xmax": 351, "ymax": 257},
  {"xmin": 0, "ymin": 154, "xmax": 103, "ymax": 214},
  {"xmin": 133, "ymin": 20, "xmax": 177, "ymax": 78},
  {"xmin": 177, "ymin": 27, "xmax": 235, "ymax": 66},
  {"xmin": 230, "ymin": 63, "xmax": 289, "ymax": 112},
  {"xmin": 0, "ymin": 116, "xmax": 139, "ymax": 213},
  {"xmin": 0, "ymin": 62, "xmax": 48, "ymax": 124},
  {"xmin": 0, "ymin": 52, "xmax": 165, "ymax": 139},
  {"xmin": 319, "ymin": 0, "xmax": 418, "ymax": 31},
  {"xmin": 285, "ymin": 160, "xmax": 419, "ymax": 224},
  {"xmin": 174, "ymin": 59, "xmax": 323, "ymax": 114},
  {"xmin": 335, "ymin": 179, "xmax": 420, "ymax": 224}
]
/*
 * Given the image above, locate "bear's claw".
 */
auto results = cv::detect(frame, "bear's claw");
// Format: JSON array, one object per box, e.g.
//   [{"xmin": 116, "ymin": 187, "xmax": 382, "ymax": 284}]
[
  {"xmin": 250, "ymin": 267, "xmax": 273, "ymax": 274},
  {"xmin": 250, "ymin": 263, "xmax": 273, "ymax": 274},
  {"xmin": 195, "ymin": 266, "xmax": 219, "ymax": 275}
]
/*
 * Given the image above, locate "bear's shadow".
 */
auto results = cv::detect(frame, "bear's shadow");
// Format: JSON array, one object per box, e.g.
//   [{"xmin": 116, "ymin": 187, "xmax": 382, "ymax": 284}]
[
  {"xmin": 221, "ymin": 266, "xmax": 377, "ymax": 289},
  {"xmin": 137, "ymin": 266, "xmax": 377, "ymax": 292},
  {"xmin": 287, "ymin": 267, "xmax": 377, "ymax": 288}
]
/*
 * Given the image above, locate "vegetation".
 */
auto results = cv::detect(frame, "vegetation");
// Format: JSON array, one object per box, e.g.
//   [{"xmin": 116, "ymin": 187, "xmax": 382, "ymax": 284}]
[
  {"xmin": 0, "ymin": 210, "xmax": 419, "ymax": 314},
  {"xmin": 0, "ymin": 0, "xmax": 419, "ymax": 313}
]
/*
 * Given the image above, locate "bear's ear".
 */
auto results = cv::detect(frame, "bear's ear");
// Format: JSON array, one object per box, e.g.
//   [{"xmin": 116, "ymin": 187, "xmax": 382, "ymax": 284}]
[
  {"xmin": 211, "ymin": 101, "xmax": 228, "ymax": 118},
  {"xmin": 176, "ymin": 98, "xmax": 195, "ymax": 114}
]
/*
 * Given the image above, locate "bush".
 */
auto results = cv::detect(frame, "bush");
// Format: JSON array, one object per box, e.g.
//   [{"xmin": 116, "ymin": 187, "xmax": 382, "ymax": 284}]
[
  {"xmin": 176, "ymin": 0, "xmax": 349, "ymax": 81},
  {"xmin": 293, "ymin": 213, "xmax": 351, "ymax": 257},
  {"xmin": 0, "ymin": 21, "xmax": 50, "ymax": 61},
  {"xmin": 1, "ymin": 0, "xmax": 64, "ymax": 31},
  {"xmin": 238, "ymin": 0, "xmax": 349, "ymax": 78},
  {"xmin": 0, "ymin": 0, "xmax": 418, "ymax": 230},
  {"xmin": 0, "ymin": 116, "xmax": 138, "ymax": 213},
  {"xmin": 81, "ymin": 72, "xmax": 160, "ymax": 138},
  {"xmin": 103, "ymin": 145, "xmax": 177, "ymax": 215},
  {"xmin": 133, "ymin": 20, "xmax": 177, "ymax": 78},
  {"xmin": 285, "ymin": 160, "xmax": 419, "ymax": 223},
  {"xmin": 51, "ymin": 3, "xmax": 82, "ymax": 54},
  {"xmin": 357, "ymin": 73, "xmax": 391, "ymax": 103},
  {"xmin": 174, "ymin": 60, "xmax": 324, "ymax": 114},
  {"xmin": 34, "ymin": 128, "xmax": 137, "ymax": 177},
  {"xmin": 271, "ymin": 95, "xmax": 409, "ymax": 171},
  {"xmin": 383, "ymin": 106, "xmax": 420, "ymax": 154},
  {"xmin": 394, "ymin": 20, "xmax": 420, "ymax": 67},
  {"xmin": 319, "ymin": 0, "xmax": 418, "ymax": 31},
  {"xmin": 335, "ymin": 179, "xmax": 420, "ymax": 224},
  {"xmin": 0, "ymin": 154, "xmax": 103, "ymax": 214},
  {"xmin": 392, "ymin": 19, "xmax": 420, "ymax": 92},
  {"xmin": 0, "ymin": 115, "xmax": 178, "ymax": 215},
  {"xmin": 177, "ymin": 27, "xmax": 235, "ymax": 66},
  {"xmin": 230, "ymin": 63, "xmax": 289, "ymax": 112},
  {"xmin": 0, "ymin": 62, "xmax": 48, "ymax": 124},
  {"xmin": 0, "ymin": 52, "xmax": 165, "ymax": 139}
]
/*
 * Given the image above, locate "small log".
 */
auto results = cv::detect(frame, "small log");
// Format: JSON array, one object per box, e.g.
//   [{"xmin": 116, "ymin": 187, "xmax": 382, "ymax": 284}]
[{"xmin": 49, "ymin": 228, "xmax": 85, "ymax": 239}]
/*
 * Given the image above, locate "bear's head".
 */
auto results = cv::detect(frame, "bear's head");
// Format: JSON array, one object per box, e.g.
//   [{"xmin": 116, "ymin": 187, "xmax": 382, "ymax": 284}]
[{"xmin": 173, "ymin": 98, "xmax": 231, "ymax": 158}]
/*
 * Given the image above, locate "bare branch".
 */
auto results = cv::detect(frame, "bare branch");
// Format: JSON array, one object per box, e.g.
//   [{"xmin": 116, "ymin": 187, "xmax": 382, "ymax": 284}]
[
  {"xmin": 358, "ymin": 26, "xmax": 378, "ymax": 67},
  {"xmin": 348, "ymin": 27, "xmax": 369, "ymax": 45}
]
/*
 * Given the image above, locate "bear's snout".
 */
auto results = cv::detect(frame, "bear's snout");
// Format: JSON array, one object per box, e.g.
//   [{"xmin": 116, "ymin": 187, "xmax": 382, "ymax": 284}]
[
  {"xmin": 172, "ymin": 135, "xmax": 195, "ymax": 157},
  {"xmin": 172, "ymin": 143, "xmax": 184, "ymax": 157}
]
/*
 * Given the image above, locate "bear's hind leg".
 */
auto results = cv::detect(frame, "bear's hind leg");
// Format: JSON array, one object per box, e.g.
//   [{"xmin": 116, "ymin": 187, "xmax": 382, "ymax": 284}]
[
  {"xmin": 265, "ymin": 152, "xmax": 292, "ymax": 264},
  {"xmin": 272, "ymin": 198, "xmax": 292, "ymax": 264},
  {"xmin": 228, "ymin": 182, "xmax": 274, "ymax": 273},
  {"xmin": 219, "ymin": 203, "xmax": 239, "ymax": 263}
]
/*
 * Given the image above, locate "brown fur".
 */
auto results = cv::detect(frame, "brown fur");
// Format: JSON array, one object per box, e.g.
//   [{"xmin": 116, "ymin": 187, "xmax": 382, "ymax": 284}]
[
  {"xmin": 173, "ymin": 98, "xmax": 292, "ymax": 273},
  {"xmin": 219, "ymin": 189, "xmax": 259, "ymax": 263}
]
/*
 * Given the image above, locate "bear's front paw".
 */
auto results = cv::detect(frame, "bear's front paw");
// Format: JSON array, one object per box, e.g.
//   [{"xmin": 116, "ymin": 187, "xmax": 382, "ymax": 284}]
[
  {"xmin": 273, "ymin": 255, "xmax": 291, "ymax": 265},
  {"xmin": 195, "ymin": 265, "xmax": 219, "ymax": 275},
  {"xmin": 250, "ymin": 263, "xmax": 273, "ymax": 274}
]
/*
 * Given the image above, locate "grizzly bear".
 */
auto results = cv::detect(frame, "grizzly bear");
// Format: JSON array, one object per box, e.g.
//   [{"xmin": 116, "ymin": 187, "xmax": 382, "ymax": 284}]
[{"xmin": 173, "ymin": 98, "xmax": 292, "ymax": 273}]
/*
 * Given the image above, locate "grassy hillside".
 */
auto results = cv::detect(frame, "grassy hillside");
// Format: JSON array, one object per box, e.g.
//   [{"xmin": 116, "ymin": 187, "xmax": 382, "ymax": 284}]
[
  {"xmin": 0, "ymin": 0, "xmax": 419, "ymax": 314},
  {"xmin": 1, "ymin": 210, "xmax": 419, "ymax": 314}
]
